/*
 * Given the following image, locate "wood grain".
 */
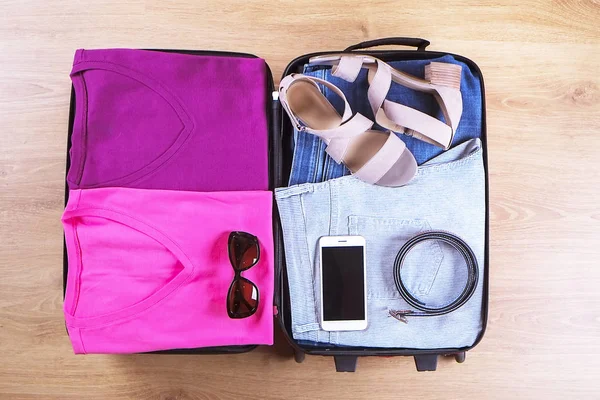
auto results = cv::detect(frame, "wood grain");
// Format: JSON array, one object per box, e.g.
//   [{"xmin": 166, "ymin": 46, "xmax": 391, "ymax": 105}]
[{"xmin": 1, "ymin": 0, "xmax": 599, "ymax": 398}]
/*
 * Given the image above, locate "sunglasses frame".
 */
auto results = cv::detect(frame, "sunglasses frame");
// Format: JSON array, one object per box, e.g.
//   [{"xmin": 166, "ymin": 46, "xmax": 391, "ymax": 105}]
[{"xmin": 227, "ymin": 231, "xmax": 260, "ymax": 319}]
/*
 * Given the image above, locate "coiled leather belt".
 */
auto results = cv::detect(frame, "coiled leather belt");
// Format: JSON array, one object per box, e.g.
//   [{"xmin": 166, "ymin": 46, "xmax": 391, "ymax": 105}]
[{"xmin": 391, "ymin": 231, "xmax": 479, "ymax": 323}]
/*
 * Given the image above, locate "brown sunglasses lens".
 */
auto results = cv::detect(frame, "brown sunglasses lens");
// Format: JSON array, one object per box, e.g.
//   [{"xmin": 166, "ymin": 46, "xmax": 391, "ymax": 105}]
[
  {"xmin": 227, "ymin": 278, "xmax": 259, "ymax": 318},
  {"xmin": 229, "ymin": 232, "xmax": 259, "ymax": 271}
]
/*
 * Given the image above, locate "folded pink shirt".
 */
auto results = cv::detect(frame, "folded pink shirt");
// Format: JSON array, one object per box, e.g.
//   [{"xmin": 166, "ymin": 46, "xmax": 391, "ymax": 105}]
[
  {"xmin": 62, "ymin": 187, "xmax": 274, "ymax": 354},
  {"xmin": 68, "ymin": 49, "xmax": 269, "ymax": 192}
]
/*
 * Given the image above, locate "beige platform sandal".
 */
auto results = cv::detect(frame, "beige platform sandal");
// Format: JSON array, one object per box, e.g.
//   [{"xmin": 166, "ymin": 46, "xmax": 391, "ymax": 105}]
[
  {"xmin": 279, "ymin": 74, "xmax": 417, "ymax": 187},
  {"xmin": 308, "ymin": 54, "xmax": 463, "ymax": 150}
]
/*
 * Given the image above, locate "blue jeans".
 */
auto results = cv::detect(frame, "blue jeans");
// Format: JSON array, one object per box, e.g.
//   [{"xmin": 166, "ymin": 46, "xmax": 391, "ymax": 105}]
[
  {"xmin": 288, "ymin": 55, "xmax": 483, "ymax": 186},
  {"xmin": 276, "ymin": 139, "xmax": 485, "ymax": 348}
]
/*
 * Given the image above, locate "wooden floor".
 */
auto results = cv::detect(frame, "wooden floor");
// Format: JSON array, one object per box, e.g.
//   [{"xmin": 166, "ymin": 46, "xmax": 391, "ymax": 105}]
[{"xmin": 1, "ymin": 0, "xmax": 599, "ymax": 398}]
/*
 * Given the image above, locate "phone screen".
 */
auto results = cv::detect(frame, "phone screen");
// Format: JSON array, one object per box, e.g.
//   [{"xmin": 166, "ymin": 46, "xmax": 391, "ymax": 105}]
[{"xmin": 321, "ymin": 246, "xmax": 365, "ymax": 321}]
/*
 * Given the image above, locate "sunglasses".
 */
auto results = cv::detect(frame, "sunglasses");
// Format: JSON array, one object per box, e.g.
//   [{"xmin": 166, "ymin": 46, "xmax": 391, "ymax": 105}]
[{"xmin": 227, "ymin": 231, "xmax": 260, "ymax": 319}]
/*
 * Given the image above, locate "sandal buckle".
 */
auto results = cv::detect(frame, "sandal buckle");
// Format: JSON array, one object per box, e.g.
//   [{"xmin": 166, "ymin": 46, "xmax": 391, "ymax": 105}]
[{"xmin": 402, "ymin": 128, "xmax": 412, "ymax": 137}]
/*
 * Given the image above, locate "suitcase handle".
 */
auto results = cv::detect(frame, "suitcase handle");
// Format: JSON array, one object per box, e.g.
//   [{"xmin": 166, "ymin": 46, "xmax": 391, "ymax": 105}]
[{"xmin": 344, "ymin": 37, "xmax": 430, "ymax": 52}]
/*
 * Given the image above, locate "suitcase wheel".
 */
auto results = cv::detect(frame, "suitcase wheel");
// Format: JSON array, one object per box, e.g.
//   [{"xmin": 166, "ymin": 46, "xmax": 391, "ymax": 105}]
[
  {"xmin": 414, "ymin": 354, "xmax": 438, "ymax": 371},
  {"xmin": 454, "ymin": 352, "xmax": 466, "ymax": 363},
  {"xmin": 334, "ymin": 355, "xmax": 358, "ymax": 372},
  {"xmin": 294, "ymin": 350, "xmax": 305, "ymax": 363}
]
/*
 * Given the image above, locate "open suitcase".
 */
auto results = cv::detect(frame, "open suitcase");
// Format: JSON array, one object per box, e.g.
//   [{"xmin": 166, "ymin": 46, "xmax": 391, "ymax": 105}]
[{"xmin": 63, "ymin": 37, "xmax": 489, "ymax": 372}]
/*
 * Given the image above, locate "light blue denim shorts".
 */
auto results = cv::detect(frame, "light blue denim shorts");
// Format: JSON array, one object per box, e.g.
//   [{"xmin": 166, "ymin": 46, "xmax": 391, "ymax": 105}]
[{"xmin": 275, "ymin": 139, "xmax": 485, "ymax": 348}]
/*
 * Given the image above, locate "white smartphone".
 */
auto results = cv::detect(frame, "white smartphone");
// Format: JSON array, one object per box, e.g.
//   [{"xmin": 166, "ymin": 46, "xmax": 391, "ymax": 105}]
[{"xmin": 318, "ymin": 235, "xmax": 368, "ymax": 331}]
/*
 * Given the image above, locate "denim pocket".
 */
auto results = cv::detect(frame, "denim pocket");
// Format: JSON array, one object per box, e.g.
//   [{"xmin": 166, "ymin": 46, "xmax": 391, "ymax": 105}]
[{"xmin": 348, "ymin": 216, "xmax": 443, "ymax": 299}]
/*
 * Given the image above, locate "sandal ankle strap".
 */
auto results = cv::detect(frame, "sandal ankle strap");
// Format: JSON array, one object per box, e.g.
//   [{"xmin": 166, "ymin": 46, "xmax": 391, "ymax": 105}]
[
  {"xmin": 279, "ymin": 74, "xmax": 352, "ymax": 132},
  {"xmin": 278, "ymin": 74, "xmax": 374, "ymax": 164}
]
